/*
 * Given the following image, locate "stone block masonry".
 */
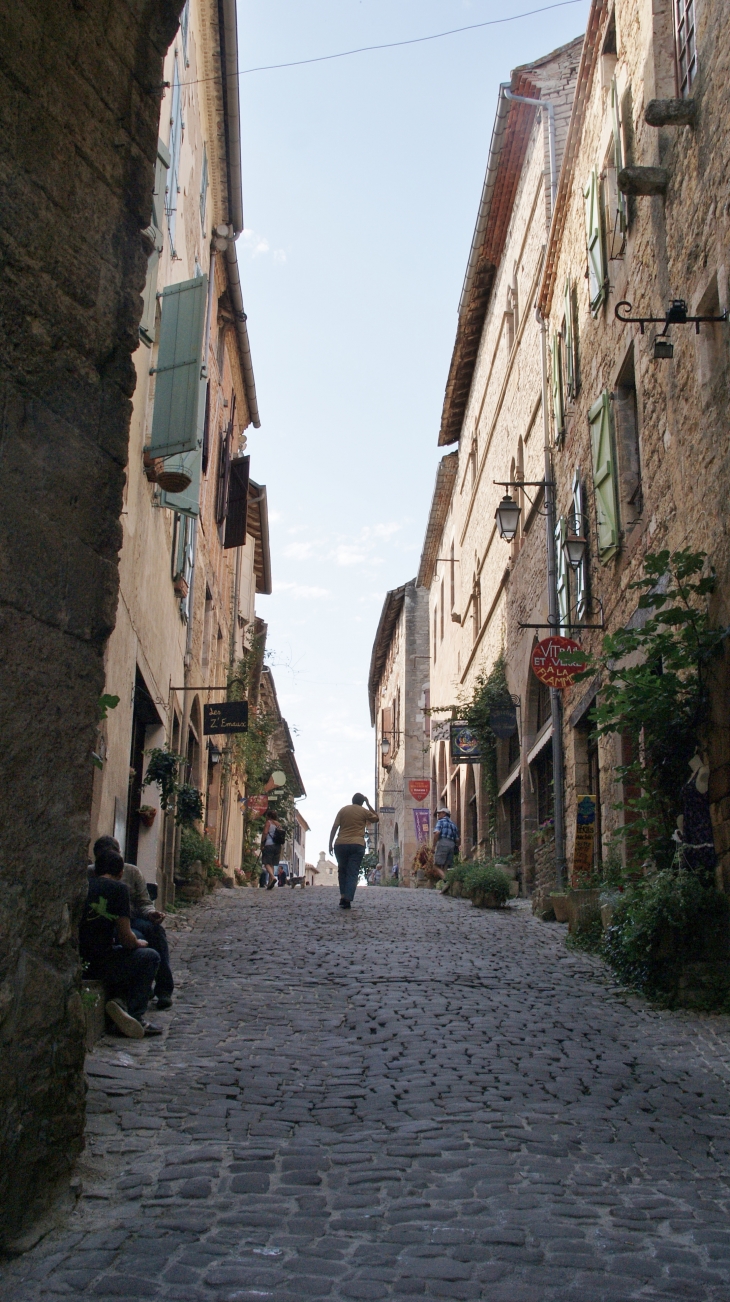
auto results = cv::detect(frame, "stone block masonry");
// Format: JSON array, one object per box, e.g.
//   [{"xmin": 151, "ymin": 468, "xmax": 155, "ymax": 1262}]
[
  {"xmin": 0, "ymin": 0, "xmax": 184, "ymax": 1249},
  {"xmin": 3, "ymin": 887, "xmax": 730, "ymax": 1299}
]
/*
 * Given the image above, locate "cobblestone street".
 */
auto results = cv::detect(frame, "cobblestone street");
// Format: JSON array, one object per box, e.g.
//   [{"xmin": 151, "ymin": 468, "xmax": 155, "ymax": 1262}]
[{"xmin": 4, "ymin": 887, "xmax": 730, "ymax": 1302}]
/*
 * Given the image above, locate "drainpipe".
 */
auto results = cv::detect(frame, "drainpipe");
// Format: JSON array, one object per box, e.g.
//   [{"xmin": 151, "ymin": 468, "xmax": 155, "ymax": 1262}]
[
  {"xmin": 220, "ymin": 541, "xmax": 243, "ymax": 874},
  {"xmin": 537, "ymin": 297, "xmax": 566, "ymax": 889},
  {"xmin": 502, "ymin": 85, "xmax": 557, "ymax": 217}
]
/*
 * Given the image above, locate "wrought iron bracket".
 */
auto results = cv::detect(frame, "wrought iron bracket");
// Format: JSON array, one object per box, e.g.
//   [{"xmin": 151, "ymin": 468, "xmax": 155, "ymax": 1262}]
[
  {"xmin": 615, "ymin": 298, "xmax": 728, "ymax": 336},
  {"xmin": 493, "ymin": 479, "xmax": 553, "ymax": 511}
]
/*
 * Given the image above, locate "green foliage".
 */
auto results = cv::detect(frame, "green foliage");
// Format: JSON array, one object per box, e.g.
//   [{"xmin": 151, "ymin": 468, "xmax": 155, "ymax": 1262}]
[
  {"xmin": 603, "ymin": 868, "xmax": 730, "ymax": 1002},
  {"xmin": 98, "ymin": 693, "xmax": 120, "ymax": 720},
  {"xmin": 460, "ymin": 655, "xmax": 511, "ymax": 846},
  {"xmin": 175, "ymin": 783, "xmax": 204, "ymax": 827},
  {"xmin": 179, "ymin": 827, "xmax": 217, "ymax": 875},
  {"xmin": 568, "ymin": 550, "xmax": 728, "ymax": 875},
  {"xmin": 443, "ymin": 862, "xmax": 471, "ymax": 887},
  {"xmin": 361, "ymin": 851, "xmax": 378, "ymax": 880},
  {"xmin": 143, "ymin": 747, "xmax": 187, "ymax": 811},
  {"xmin": 462, "ymin": 860, "xmax": 512, "ymax": 905},
  {"xmin": 566, "ymin": 915, "xmax": 604, "ymax": 954}
]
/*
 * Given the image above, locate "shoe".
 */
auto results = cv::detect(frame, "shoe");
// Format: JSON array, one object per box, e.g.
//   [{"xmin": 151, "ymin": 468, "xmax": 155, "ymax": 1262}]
[
  {"xmin": 105, "ymin": 999, "xmax": 144, "ymax": 1040},
  {"xmin": 155, "ymin": 995, "xmax": 173, "ymax": 1010},
  {"xmin": 266, "ymin": 879, "xmax": 276, "ymax": 890},
  {"xmin": 339, "ymin": 898, "xmax": 351, "ymax": 910},
  {"xmin": 140, "ymin": 1021, "xmax": 163, "ymax": 1036}
]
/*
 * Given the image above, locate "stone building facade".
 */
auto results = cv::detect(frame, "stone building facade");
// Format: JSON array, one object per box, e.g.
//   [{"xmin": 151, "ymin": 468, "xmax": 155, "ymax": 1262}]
[
  {"xmin": 536, "ymin": 0, "xmax": 730, "ymax": 885},
  {"xmin": 418, "ymin": 41, "xmax": 583, "ymax": 882},
  {"xmin": 369, "ymin": 580, "xmax": 430, "ymax": 886},
  {"xmin": 89, "ymin": 0, "xmax": 271, "ymax": 900}
]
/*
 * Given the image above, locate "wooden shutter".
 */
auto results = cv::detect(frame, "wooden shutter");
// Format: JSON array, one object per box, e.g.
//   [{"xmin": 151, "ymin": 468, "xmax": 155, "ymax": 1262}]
[
  {"xmin": 584, "ymin": 168, "xmax": 606, "ymax": 315},
  {"xmin": 572, "ymin": 470, "xmax": 587, "ymax": 617},
  {"xmin": 139, "ymin": 141, "xmax": 170, "ymax": 347},
  {"xmin": 607, "ymin": 80, "xmax": 627, "ymax": 258},
  {"xmin": 167, "ymin": 56, "xmax": 182, "ymax": 254},
  {"xmin": 161, "ymin": 447, "xmax": 202, "ymax": 518},
  {"xmin": 381, "ymin": 707, "xmax": 393, "ymax": 766},
  {"xmin": 589, "ymin": 392, "xmax": 619, "ymax": 560},
  {"xmin": 563, "ymin": 278, "xmax": 575, "ymax": 398},
  {"xmin": 148, "ymin": 274, "xmax": 208, "ymax": 458},
  {"xmin": 551, "ymin": 332, "xmax": 564, "ymax": 442},
  {"xmin": 224, "ymin": 455, "xmax": 250, "ymax": 550},
  {"xmin": 555, "ymin": 516, "xmax": 570, "ymax": 629}
]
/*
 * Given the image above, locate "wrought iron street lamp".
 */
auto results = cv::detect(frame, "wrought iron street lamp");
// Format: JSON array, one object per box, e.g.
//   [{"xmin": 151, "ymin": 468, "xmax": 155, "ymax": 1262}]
[
  {"xmin": 495, "ymin": 493, "xmax": 522, "ymax": 542},
  {"xmin": 563, "ymin": 516, "xmax": 588, "ymax": 571}
]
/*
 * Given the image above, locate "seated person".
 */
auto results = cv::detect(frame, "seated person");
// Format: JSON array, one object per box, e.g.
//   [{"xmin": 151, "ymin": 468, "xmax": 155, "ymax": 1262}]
[
  {"xmin": 80, "ymin": 847, "xmax": 162, "ymax": 1038},
  {"xmin": 276, "ymin": 864, "xmax": 287, "ymax": 888},
  {"xmin": 93, "ymin": 835, "xmax": 174, "ymax": 1010}
]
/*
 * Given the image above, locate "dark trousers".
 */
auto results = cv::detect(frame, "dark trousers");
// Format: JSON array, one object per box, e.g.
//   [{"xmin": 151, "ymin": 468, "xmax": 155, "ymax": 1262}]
[
  {"xmin": 131, "ymin": 916, "xmax": 173, "ymax": 995},
  {"xmin": 102, "ymin": 947, "xmax": 160, "ymax": 1021},
  {"xmin": 334, "ymin": 843, "xmax": 365, "ymax": 903}
]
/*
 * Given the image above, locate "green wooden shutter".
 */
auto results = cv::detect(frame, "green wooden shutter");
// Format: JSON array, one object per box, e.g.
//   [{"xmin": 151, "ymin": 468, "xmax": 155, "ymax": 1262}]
[
  {"xmin": 555, "ymin": 516, "xmax": 570, "ymax": 629},
  {"xmin": 224, "ymin": 455, "xmax": 250, "ymax": 550},
  {"xmin": 147, "ymin": 274, "xmax": 208, "ymax": 458},
  {"xmin": 563, "ymin": 278, "xmax": 575, "ymax": 398},
  {"xmin": 551, "ymin": 332, "xmax": 564, "ymax": 443},
  {"xmin": 139, "ymin": 141, "xmax": 170, "ymax": 347},
  {"xmin": 589, "ymin": 392, "xmax": 619, "ymax": 560},
  {"xmin": 161, "ymin": 447, "xmax": 202, "ymax": 518},
  {"xmin": 608, "ymin": 79, "xmax": 627, "ymax": 257},
  {"xmin": 584, "ymin": 168, "xmax": 606, "ymax": 315},
  {"xmin": 167, "ymin": 56, "xmax": 183, "ymax": 255}
]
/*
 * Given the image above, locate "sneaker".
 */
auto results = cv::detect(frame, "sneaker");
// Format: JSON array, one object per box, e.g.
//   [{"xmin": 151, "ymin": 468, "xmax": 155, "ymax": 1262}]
[
  {"xmin": 140, "ymin": 1021, "xmax": 163, "ymax": 1036},
  {"xmin": 105, "ymin": 999, "xmax": 144, "ymax": 1040},
  {"xmin": 339, "ymin": 898, "xmax": 351, "ymax": 910},
  {"xmin": 155, "ymin": 995, "xmax": 173, "ymax": 1010}
]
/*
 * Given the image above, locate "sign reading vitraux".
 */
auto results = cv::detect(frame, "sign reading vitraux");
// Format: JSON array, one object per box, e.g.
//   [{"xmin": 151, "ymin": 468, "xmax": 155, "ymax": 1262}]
[
  {"xmin": 530, "ymin": 636, "xmax": 586, "ymax": 690},
  {"xmin": 203, "ymin": 701, "xmax": 249, "ymax": 735}
]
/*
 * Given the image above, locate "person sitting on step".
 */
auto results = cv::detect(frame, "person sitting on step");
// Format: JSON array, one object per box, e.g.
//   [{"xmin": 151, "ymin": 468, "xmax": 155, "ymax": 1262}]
[{"xmin": 93, "ymin": 836, "xmax": 174, "ymax": 1010}]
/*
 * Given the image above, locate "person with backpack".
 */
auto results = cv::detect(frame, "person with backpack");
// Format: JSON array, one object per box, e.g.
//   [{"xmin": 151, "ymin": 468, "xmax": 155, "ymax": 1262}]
[{"xmin": 261, "ymin": 812, "xmax": 285, "ymax": 890}]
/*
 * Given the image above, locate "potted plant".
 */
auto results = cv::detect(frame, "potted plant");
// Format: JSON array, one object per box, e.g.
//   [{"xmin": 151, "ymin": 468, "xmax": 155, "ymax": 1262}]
[
  {"xmin": 138, "ymin": 804, "xmax": 157, "ymax": 828},
  {"xmin": 550, "ymin": 891, "xmax": 570, "ymax": 923},
  {"xmin": 464, "ymin": 861, "xmax": 512, "ymax": 908}
]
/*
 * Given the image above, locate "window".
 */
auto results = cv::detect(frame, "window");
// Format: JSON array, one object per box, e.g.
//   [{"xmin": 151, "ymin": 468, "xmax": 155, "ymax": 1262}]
[
  {"xmin": 472, "ymin": 574, "xmax": 481, "ymax": 645},
  {"xmin": 588, "ymin": 392, "xmax": 619, "ymax": 561},
  {"xmin": 216, "ymin": 424, "xmax": 231, "ymax": 525},
  {"xmin": 555, "ymin": 517, "xmax": 570, "ymax": 630},
  {"xmin": 433, "ymin": 607, "xmax": 438, "ymax": 664},
  {"xmin": 139, "ymin": 139, "xmax": 170, "ymax": 346},
  {"xmin": 562, "ymin": 278, "xmax": 579, "ymax": 400},
  {"xmin": 200, "ymin": 144, "xmax": 209, "ymax": 233},
  {"xmin": 180, "ymin": 0, "xmax": 190, "ymax": 65},
  {"xmin": 572, "ymin": 471, "xmax": 588, "ymax": 620},
  {"xmin": 449, "ymin": 541, "xmax": 455, "ymax": 611},
  {"xmin": 551, "ymin": 331, "xmax": 565, "ymax": 442},
  {"xmin": 149, "ymin": 275, "xmax": 208, "ymax": 458},
  {"xmin": 604, "ymin": 80, "xmax": 627, "ymax": 260},
  {"xmin": 584, "ymin": 168, "xmax": 607, "ymax": 316},
  {"xmin": 166, "ymin": 54, "xmax": 183, "ymax": 256},
  {"xmin": 507, "ymin": 726, "xmax": 520, "ymax": 771},
  {"xmin": 440, "ymin": 579, "xmax": 445, "ymax": 641},
  {"xmin": 674, "ymin": 0, "xmax": 697, "ymax": 98},
  {"xmin": 613, "ymin": 346, "xmax": 642, "ymax": 535},
  {"xmin": 533, "ymin": 745, "xmax": 554, "ymax": 828}
]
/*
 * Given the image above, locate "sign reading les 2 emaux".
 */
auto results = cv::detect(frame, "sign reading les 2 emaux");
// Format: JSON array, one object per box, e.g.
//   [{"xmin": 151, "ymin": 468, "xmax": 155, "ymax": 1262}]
[
  {"xmin": 203, "ymin": 701, "xmax": 249, "ymax": 735},
  {"xmin": 530, "ymin": 637, "xmax": 586, "ymax": 690}
]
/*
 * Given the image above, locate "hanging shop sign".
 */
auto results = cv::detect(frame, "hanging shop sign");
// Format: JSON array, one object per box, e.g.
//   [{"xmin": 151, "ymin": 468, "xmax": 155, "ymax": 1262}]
[
  {"xmin": 489, "ymin": 701, "xmax": 518, "ymax": 738},
  {"xmin": 531, "ymin": 636, "xmax": 586, "ymax": 690},
  {"xmin": 203, "ymin": 701, "xmax": 249, "ymax": 734},
  {"xmin": 572, "ymin": 793, "xmax": 597, "ymax": 884},
  {"xmin": 413, "ymin": 808, "xmax": 431, "ymax": 843},
  {"xmin": 247, "ymin": 794, "xmax": 269, "ymax": 817},
  {"xmin": 450, "ymin": 722, "xmax": 481, "ymax": 763},
  {"xmin": 408, "ymin": 779, "xmax": 431, "ymax": 802},
  {"xmin": 378, "ymin": 805, "xmax": 396, "ymax": 815}
]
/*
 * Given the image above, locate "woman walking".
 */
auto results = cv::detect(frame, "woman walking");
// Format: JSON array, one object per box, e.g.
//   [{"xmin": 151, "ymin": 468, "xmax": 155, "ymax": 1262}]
[{"xmin": 261, "ymin": 812, "xmax": 284, "ymax": 889}]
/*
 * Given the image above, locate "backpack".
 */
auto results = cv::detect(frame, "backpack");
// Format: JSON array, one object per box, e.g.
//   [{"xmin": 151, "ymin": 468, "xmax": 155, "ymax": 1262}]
[{"xmin": 272, "ymin": 826, "xmax": 286, "ymax": 846}]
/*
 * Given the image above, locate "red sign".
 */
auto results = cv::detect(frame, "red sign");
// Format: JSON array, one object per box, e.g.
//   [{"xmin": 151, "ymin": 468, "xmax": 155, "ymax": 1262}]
[
  {"xmin": 247, "ymin": 795, "xmax": 269, "ymax": 816},
  {"xmin": 531, "ymin": 636, "xmax": 586, "ymax": 689},
  {"xmin": 408, "ymin": 779, "xmax": 431, "ymax": 802}
]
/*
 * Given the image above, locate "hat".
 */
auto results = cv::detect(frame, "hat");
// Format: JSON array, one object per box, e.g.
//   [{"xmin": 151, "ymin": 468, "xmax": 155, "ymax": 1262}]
[{"xmin": 437, "ymin": 807, "xmax": 450, "ymax": 817}]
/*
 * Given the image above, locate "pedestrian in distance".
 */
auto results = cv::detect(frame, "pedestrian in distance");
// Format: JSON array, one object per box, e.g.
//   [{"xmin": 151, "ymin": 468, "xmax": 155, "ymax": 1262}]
[
  {"xmin": 432, "ymin": 806, "xmax": 460, "ymax": 880},
  {"xmin": 329, "ymin": 793, "xmax": 379, "ymax": 910},
  {"xmin": 80, "ymin": 847, "xmax": 162, "ymax": 1038},
  {"xmin": 261, "ymin": 812, "xmax": 285, "ymax": 889}
]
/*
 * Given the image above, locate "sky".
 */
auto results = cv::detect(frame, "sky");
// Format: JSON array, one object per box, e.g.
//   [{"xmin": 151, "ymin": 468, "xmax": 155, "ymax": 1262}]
[{"xmin": 235, "ymin": 0, "xmax": 591, "ymax": 861}]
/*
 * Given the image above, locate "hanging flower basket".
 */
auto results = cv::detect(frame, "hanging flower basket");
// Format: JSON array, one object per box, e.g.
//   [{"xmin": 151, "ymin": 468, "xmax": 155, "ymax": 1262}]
[
  {"xmin": 173, "ymin": 574, "xmax": 189, "ymax": 598},
  {"xmin": 138, "ymin": 805, "xmax": 157, "ymax": 828}
]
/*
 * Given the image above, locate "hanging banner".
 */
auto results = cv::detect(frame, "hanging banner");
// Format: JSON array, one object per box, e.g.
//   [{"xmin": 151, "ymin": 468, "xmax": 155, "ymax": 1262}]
[
  {"xmin": 413, "ymin": 808, "xmax": 431, "ymax": 844},
  {"xmin": 572, "ymin": 793, "xmax": 597, "ymax": 883},
  {"xmin": 489, "ymin": 701, "xmax": 518, "ymax": 738},
  {"xmin": 450, "ymin": 722, "xmax": 481, "ymax": 762},
  {"xmin": 531, "ymin": 636, "xmax": 586, "ymax": 690},
  {"xmin": 204, "ymin": 701, "xmax": 249, "ymax": 734},
  {"xmin": 247, "ymin": 794, "xmax": 269, "ymax": 817},
  {"xmin": 408, "ymin": 779, "xmax": 431, "ymax": 802}
]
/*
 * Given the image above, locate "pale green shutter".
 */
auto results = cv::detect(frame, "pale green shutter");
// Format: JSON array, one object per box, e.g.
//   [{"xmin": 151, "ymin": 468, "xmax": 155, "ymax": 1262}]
[
  {"xmin": 147, "ymin": 274, "xmax": 208, "ymax": 458},
  {"xmin": 555, "ymin": 516, "xmax": 570, "ymax": 629},
  {"xmin": 609, "ymin": 79, "xmax": 627, "ymax": 256},
  {"xmin": 589, "ymin": 392, "xmax": 619, "ymax": 560},
  {"xmin": 139, "ymin": 141, "xmax": 170, "ymax": 347},
  {"xmin": 563, "ymin": 278, "xmax": 575, "ymax": 398},
  {"xmin": 551, "ymin": 332, "xmax": 564, "ymax": 442},
  {"xmin": 161, "ymin": 447, "xmax": 202, "ymax": 518},
  {"xmin": 584, "ymin": 168, "xmax": 606, "ymax": 315}
]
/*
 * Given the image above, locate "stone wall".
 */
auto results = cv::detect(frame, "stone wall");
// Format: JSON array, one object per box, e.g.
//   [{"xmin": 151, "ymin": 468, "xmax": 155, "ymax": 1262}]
[{"xmin": 0, "ymin": 0, "xmax": 182, "ymax": 1250}]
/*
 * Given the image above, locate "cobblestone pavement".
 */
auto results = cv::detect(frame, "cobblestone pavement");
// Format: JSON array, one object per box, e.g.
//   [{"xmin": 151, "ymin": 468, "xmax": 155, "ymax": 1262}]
[{"xmin": 4, "ymin": 886, "xmax": 730, "ymax": 1302}]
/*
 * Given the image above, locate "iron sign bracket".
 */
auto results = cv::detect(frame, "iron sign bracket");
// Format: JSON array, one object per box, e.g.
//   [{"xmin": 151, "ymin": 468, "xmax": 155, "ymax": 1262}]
[{"xmin": 615, "ymin": 298, "xmax": 728, "ymax": 336}]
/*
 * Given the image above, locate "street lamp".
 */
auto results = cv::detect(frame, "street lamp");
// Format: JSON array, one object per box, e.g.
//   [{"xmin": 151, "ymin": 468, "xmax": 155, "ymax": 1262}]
[
  {"xmin": 495, "ymin": 493, "xmax": 522, "ymax": 542},
  {"xmin": 381, "ymin": 737, "xmax": 391, "ymax": 757},
  {"xmin": 563, "ymin": 517, "xmax": 588, "ymax": 571}
]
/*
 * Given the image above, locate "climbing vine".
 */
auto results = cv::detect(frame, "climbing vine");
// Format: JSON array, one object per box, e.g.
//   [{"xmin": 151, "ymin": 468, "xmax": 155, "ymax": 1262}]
[{"xmin": 459, "ymin": 653, "xmax": 512, "ymax": 848}]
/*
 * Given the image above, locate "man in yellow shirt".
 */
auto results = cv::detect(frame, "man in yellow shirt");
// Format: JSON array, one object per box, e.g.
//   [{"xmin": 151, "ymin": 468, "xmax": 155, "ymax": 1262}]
[{"xmin": 328, "ymin": 793, "xmax": 379, "ymax": 909}]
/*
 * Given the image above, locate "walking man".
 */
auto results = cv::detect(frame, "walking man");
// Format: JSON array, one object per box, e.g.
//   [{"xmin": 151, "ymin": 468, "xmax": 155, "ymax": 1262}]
[
  {"xmin": 329, "ymin": 793, "xmax": 379, "ymax": 910},
  {"xmin": 432, "ymin": 806, "xmax": 460, "ymax": 880}
]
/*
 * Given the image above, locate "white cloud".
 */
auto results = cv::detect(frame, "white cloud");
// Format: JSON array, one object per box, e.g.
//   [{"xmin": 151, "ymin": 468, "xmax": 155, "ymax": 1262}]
[
  {"xmin": 283, "ymin": 541, "xmax": 317, "ymax": 560},
  {"xmin": 372, "ymin": 522, "xmax": 401, "ymax": 540},
  {"xmin": 268, "ymin": 509, "xmax": 282, "ymax": 523},
  {"xmin": 273, "ymin": 249, "xmax": 287, "ymax": 264},
  {"xmin": 275, "ymin": 581, "xmax": 330, "ymax": 600}
]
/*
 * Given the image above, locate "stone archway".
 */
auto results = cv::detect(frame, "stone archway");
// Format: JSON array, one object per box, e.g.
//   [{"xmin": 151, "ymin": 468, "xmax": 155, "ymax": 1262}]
[{"xmin": 0, "ymin": 0, "xmax": 184, "ymax": 1249}]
